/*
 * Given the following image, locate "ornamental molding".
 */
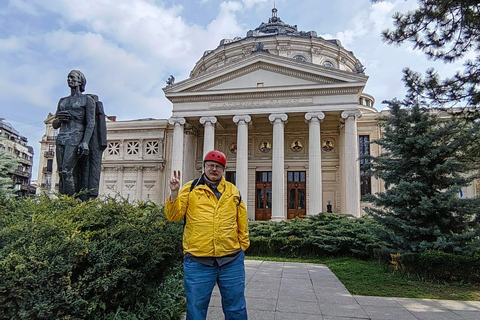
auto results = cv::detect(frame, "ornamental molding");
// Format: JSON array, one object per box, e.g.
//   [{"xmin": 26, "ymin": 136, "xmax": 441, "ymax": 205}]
[
  {"xmin": 143, "ymin": 167, "xmax": 159, "ymax": 172},
  {"xmin": 305, "ymin": 112, "xmax": 325, "ymax": 122},
  {"xmin": 144, "ymin": 180, "xmax": 156, "ymax": 189},
  {"xmin": 341, "ymin": 110, "xmax": 362, "ymax": 119},
  {"xmin": 168, "ymin": 117, "xmax": 186, "ymax": 125},
  {"xmin": 199, "ymin": 116, "xmax": 218, "ymax": 125},
  {"xmin": 216, "ymin": 98, "xmax": 311, "ymax": 109},
  {"xmin": 185, "ymin": 61, "xmax": 341, "ymax": 92},
  {"xmin": 170, "ymin": 87, "xmax": 362, "ymax": 104},
  {"xmin": 103, "ymin": 166, "xmax": 123, "ymax": 172},
  {"xmin": 232, "ymin": 115, "xmax": 252, "ymax": 124},
  {"xmin": 268, "ymin": 113, "xmax": 288, "ymax": 123}
]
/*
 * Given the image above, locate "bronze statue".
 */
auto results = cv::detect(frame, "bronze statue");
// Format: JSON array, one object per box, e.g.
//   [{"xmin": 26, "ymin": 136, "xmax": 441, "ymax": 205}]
[{"xmin": 53, "ymin": 70, "xmax": 107, "ymax": 200}]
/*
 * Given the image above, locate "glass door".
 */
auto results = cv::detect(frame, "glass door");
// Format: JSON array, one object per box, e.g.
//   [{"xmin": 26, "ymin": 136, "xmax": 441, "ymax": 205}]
[
  {"xmin": 287, "ymin": 171, "xmax": 306, "ymax": 219},
  {"xmin": 255, "ymin": 171, "xmax": 272, "ymax": 220}
]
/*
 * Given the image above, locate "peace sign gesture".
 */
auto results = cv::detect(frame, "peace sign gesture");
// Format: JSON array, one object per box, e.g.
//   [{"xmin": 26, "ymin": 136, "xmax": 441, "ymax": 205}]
[{"xmin": 170, "ymin": 170, "xmax": 181, "ymax": 192}]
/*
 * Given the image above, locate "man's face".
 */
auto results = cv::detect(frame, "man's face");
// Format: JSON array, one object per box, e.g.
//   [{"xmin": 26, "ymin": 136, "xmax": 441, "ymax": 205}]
[
  {"xmin": 204, "ymin": 161, "xmax": 224, "ymax": 181},
  {"xmin": 67, "ymin": 72, "xmax": 82, "ymax": 88}
]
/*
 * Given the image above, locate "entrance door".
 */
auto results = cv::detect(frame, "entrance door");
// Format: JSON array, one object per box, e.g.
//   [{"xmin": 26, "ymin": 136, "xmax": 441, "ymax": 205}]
[
  {"xmin": 255, "ymin": 171, "xmax": 272, "ymax": 220},
  {"xmin": 287, "ymin": 171, "xmax": 306, "ymax": 219}
]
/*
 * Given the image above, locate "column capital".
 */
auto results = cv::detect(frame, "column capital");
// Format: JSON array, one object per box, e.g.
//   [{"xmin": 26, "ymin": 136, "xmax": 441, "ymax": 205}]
[
  {"xmin": 199, "ymin": 116, "xmax": 217, "ymax": 125},
  {"xmin": 233, "ymin": 115, "xmax": 251, "ymax": 124},
  {"xmin": 305, "ymin": 112, "xmax": 325, "ymax": 122},
  {"xmin": 268, "ymin": 113, "xmax": 288, "ymax": 124},
  {"xmin": 168, "ymin": 117, "xmax": 186, "ymax": 125},
  {"xmin": 341, "ymin": 110, "xmax": 362, "ymax": 120}
]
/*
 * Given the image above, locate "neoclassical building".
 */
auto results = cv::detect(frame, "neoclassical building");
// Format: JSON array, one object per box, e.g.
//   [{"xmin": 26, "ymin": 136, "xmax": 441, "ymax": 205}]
[{"xmin": 35, "ymin": 9, "xmax": 479, "ymax": 219}]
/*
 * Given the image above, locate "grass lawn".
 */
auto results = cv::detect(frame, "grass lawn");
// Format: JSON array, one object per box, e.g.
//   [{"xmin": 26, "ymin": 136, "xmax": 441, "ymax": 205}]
[{"xmin": 246, "ymin": 256, "xmax": 480, "ymax": 301}]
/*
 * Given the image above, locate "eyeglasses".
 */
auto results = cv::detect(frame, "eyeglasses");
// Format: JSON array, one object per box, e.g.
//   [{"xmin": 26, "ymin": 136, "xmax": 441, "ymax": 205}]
[{"xmin": 205, "ymin": 163, "xmax": 224, "ymax": 170}]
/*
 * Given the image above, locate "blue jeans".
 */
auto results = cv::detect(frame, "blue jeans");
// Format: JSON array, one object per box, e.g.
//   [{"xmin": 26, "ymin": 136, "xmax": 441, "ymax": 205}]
[{"xmin": 183, "ymin": 251, "xmax": 247, "ymax": 320}]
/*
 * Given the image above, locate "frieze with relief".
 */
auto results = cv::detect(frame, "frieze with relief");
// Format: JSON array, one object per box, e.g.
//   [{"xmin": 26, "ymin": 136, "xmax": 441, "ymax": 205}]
[{"xmin": 211, "ymin": 98, "xmax": 312, "ymax": 108}]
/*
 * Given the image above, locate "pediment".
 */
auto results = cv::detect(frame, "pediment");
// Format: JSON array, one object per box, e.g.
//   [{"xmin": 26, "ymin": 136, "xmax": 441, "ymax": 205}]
[{"xmin": 164, "ymin": 53, "xmax": 368, "ymax": 96}]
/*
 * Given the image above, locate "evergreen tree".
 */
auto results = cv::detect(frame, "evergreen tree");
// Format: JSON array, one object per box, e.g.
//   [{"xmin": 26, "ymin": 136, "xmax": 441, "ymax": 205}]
[
  {"xmin": 364, "ymin": 99, "xmax": 480, "ymax": 254},
  {"xmin": 0, "ymin": 151, "xmax": 19, "ymax": 197},
  {"xmin": 373, "ymin": 0, "xmax": 480, "ymax": 106}
]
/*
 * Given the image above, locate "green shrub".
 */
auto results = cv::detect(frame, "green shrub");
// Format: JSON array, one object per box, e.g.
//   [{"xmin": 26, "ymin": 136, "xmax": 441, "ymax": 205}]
[
  {"xmin": 0, "ymin": 194, "xmax": 185, "ymax": 320},
  {"xmin": 248, "ymin": 213, "xmax": 386, "ymax": 259},
  {"xmin": 400, "ymin": 250, "xmax": 480, "ymax": 284}
]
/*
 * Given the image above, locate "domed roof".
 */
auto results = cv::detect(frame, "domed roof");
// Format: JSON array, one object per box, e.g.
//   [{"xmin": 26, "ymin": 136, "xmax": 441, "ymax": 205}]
[{"xmin": 190, "ymin": 7, "xmax": 365, "ymax": 78}]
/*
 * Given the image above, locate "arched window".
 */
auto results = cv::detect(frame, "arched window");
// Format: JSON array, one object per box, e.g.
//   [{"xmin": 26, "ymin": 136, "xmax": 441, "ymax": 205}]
[
  {"xmin": 293, "ymin": 55, "xmax": 307, "ymax": 62},
  {"xmin": 322, "ymin": 60, "xmax": 334, "ymax": 68}
]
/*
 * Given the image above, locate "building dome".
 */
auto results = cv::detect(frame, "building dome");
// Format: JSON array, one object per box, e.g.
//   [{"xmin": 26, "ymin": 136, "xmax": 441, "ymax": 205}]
[{"xmin": 190, "ymin": 7, "xmax": 365, "ymax": 78}]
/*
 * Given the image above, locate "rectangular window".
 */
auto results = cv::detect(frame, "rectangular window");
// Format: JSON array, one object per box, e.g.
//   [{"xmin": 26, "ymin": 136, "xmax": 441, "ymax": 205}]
[{"xmin": 359, "ymin": 135, "xmax": 371, "ymax": 196}]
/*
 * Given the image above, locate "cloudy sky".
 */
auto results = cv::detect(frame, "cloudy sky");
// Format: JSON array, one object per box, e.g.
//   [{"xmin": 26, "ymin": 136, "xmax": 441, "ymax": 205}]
[{"xmin": 0, "ymin": 0, "xmax": 464, "ymax": 178}]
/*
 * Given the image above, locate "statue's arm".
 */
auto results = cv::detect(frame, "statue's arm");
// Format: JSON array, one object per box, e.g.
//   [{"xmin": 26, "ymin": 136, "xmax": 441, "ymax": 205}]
[{"xmin": 52, "ymin": 99, "xmax": 64, "ymax": 129}]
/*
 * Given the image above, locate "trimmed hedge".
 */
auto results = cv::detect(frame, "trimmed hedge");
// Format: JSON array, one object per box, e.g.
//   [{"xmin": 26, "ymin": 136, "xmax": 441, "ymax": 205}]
[
  {"xmin": 400, "ymin": 250, "xmax": 480, "ymax": 284},
  {"xmin": 0, "ymin": 195, "xmax": 185, "ymax": 320},
  {"xmin": 247, "ymin": 213, "xmax": 386, "ymax": 259}
]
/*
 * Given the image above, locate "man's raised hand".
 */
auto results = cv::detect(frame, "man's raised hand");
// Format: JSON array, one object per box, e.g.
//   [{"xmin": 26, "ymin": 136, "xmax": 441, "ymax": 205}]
[{"xmin": 170, "ymin": 170, "xmax": 181, "ymax": 192}]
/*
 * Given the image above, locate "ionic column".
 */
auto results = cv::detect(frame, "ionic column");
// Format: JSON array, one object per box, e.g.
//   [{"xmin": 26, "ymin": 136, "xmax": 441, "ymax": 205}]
[
  {"xmin": 168, "ymin": 117, "xmax": 186, "ymax": 181},
  {"xmin": 200, "ymin": 116, "xmax": 217, "ymax": 159},
  {"xmin": 305, "ymin": 112, "xmax": 325, "ymax": 215},
  {"xmin": 341, "ymin": 110, "xmax": 362, "ymax": 217},
  {"xmin": 183, "ymin": 127, "xmax": 198, "ymax": 183},
  {"xmin": 268, "ymin": 113, "xmax": 288, "ymax": 221},
  {"xmin": 233, "ymin": 115, "xmax": 251, "ymax": 218}
]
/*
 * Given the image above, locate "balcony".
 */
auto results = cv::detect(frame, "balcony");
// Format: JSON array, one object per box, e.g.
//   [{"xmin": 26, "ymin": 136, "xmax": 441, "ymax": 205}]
[
  {"xmin": 42, "ymin": 167, "xmax": 53, "ymax": 174},
  {"xmin": 46, "ymin": 136, "xmax": 57, "ymax": 141},
  {"xmin": 44, "ymin": 150, "xmax": 55, "ymax": 158},
  {"xmin": 40, "ymin": 183, "xmax": 51, "ymax": 188},
  {"xmin": 14, "ymin": 169, "xmax": 30, "ymax": 178}
]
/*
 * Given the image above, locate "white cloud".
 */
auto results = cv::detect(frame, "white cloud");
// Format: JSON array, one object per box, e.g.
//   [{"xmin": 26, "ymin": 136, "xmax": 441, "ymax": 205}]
[
  {"xmin": 369, "ymin": 1, "xmax": 396, "ymax": 33},
  {"xmin": 205, "ymin": 1, "xmax": 244, "ymax": 42},
  {"xmin": 242, "ymin": 0, "xmax": 269, "ymax": 9},
  {"xmin": 0, "ymin": 36, "xmax": 26, "ymax": 53},
  {"xmin": 6, "ymin": 0, "xmax": 40, "ymax": 15}
]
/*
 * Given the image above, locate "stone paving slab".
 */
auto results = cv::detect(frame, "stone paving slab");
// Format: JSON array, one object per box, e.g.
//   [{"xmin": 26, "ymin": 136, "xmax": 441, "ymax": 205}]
[{"xmin": 201, "ymin": 260, "xmax": 480, "ymax": 320}]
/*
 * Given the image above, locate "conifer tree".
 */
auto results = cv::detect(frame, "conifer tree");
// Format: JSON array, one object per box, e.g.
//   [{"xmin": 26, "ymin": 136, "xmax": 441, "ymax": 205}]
[
  {"xmin": 373, "ymin": 0, "xmax": 480, "ymax": 107},
  {"xmin": 365, "ymin": 100, "xmax": 480, "ymax": 254},
  {"xmin": 0, "ymin": 151, "xmax": 19, "ymax": 197}
]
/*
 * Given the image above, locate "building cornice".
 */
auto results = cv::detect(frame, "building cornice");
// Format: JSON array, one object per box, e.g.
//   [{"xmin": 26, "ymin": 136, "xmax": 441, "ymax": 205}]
[{"xmin": 169, "ymin": 86, "xmax": 363, "ymax": 104}]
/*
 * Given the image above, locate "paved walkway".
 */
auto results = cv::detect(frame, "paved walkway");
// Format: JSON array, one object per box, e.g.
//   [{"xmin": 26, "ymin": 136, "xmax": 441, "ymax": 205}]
[{"xmin": 206, "ymin": 260, "xmax": 480, "ymax": 320}]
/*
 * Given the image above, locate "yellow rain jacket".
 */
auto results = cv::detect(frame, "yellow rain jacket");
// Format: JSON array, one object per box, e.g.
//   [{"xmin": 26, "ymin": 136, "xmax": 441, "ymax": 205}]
[{"xmin": 165, "ymin": 176, "xmax": 250, "ymax": 257}]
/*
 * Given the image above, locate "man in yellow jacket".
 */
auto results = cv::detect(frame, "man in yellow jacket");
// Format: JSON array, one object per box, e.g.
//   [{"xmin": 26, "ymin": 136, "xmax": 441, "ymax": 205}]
[{"xmin": 165, "ymin": 150, "xmax": 249, "ymax": 320}]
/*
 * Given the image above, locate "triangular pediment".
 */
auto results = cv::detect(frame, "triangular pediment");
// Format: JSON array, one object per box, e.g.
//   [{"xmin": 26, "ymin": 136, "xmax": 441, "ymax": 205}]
[{"xmin": 164, "ymin": 53, "xmax": 368, "ymax": 97}]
